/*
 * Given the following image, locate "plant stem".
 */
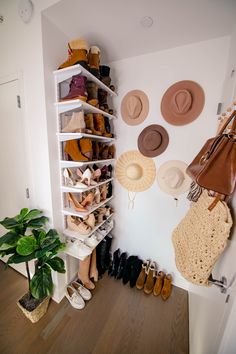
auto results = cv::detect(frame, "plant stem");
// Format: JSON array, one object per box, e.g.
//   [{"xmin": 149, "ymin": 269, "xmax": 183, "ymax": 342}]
[{"xmin": 25, "ymin": 261, "xmax": 31, "ymax": 292}]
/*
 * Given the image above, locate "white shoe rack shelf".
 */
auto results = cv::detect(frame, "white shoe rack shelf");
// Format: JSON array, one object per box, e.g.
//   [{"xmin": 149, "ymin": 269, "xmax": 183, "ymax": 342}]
[{"xmin": 54, "ymin": 63, "xmax": 117, "ymax": 261}]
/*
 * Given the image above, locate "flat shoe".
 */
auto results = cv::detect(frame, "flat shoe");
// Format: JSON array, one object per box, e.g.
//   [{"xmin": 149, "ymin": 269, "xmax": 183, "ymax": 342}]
[{"xmin": 71, "ymin": 281, "xmax": 92, "ymax": 301}]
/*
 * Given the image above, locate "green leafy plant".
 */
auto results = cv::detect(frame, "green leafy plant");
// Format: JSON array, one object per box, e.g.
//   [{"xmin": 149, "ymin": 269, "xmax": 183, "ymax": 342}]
[{"xmin": 0, "ymin": 208, "xmax": 66, "ymax": 301}]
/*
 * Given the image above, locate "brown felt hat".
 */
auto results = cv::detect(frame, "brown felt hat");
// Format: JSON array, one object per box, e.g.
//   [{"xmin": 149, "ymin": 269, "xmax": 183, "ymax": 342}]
[
  {"xmin": 121, "ymin": 90, "xmax": 149, "ymax": 125},
  {"xmin": 138, "ymin": 124, "xmax": 169, "ymax": 158},
  {"xmin": 161, "ymin": 80, "xmax": 205, "ymax": 126}
]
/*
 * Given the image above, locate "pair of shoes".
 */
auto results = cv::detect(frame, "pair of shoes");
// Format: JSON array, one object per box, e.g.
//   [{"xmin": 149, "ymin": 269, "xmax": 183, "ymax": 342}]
[
  {"xmin": 122, "ymin": 255, "xmax": 142, "ymax": 287},
  {"xmin": 98, "ymin": 89, "xmax": 114, "ymax": 115},
  {"xmin": 65, "ymin": 239, "xmax": 92, "ymax": 259},
  {"xmin": 63, "ymin": 167, "xmax": 97, "ymax": 189},
  {"xmin": 62, "ymin": 111, "xmax": 92, "ymax": 134},
  {"xmin": 136, "ymin": 260, "xmax": 157, "ymax": 294},
  {"xmin": 58, "ymin": 39, "xmax": 89, "ymax": 70},
  {"xmin": 61, "ymin": 75, "xmax": 88, "ymax": 101},
  {"xmin": 97, "ymin": 219, "xmax": 114, "ymax": 237},
  {"xmin": 153, "ymin": 272, "xmax": 172, "ymax": 301},
  {"xmin": 64, "ymin": 138, "xmax": 93, "ymax": 162},
  {"xmin": 67, "ymin": 215, "xmax": 94, "ymax": 235},
  {"xmin": 99, "ymin": 65, "xmax": 115, "ymax": 92},
  {"xmin": 77, "ymin": 252, "xmax": 97, "ymax": 289},
  {"xmin": 65, "ymin": 281, "xmax": 92, "ymax": 309},
  {"xmin": 96, "ymin": 234, "xmax": 113, "ymax": 276},
  {"xmin": 86, "ymin": 114, "xmax": 113, "ymax": 138}
]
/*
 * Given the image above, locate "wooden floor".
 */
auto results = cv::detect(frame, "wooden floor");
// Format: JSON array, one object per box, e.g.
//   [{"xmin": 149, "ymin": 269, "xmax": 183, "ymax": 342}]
[{"xmin": 0, "ymin": 262, "xmax": 189, "ymax": 354}]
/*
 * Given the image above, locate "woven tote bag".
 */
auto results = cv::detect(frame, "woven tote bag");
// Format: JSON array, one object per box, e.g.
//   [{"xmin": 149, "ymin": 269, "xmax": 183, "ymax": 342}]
[{"xmin": 172, "ymin": 190, "xmax": 232, "ymax": 286}]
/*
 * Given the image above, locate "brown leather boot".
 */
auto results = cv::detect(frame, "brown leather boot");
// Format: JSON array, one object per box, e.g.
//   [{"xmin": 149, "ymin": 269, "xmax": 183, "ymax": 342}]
[
  {"xmin": 78, "ymin": 255, "xmax": 95, "ymax": 290},
  {"xmin": 88, "ymin": 46, "xmax": 100, "ymax": 78},
  {"xmin": 79, "ymin": 138, "xmax": 93, "ymax": 160},
  {"xmin": 58, "ymin": 39, "xmax": 89, "ymax": 70},
  {"xmin": 93, "ymin": 141, "xmax": 101, "ymax": 160},
  {"xmin": 64, "ymin": 140, "xmax": 88, "ymax": 161},
  {"xmin": 108, "ymin": 145, "xmax": 115, "ymax": 158},
  {"xmin": 85, "ymin": 114, "xmax": 102, "ymax": 136},
  {"xmin": 161, "ymin": 274, "xmax": 172, "ymax": 301},
  {"xmin": 136, "ymin": 260, "xmax": 149, "ymax": 290},
  {"xmin": 143, "ymin": 262, "xmax": 157, "ymax": 295},
  {"xmin": 86, "ymin": 81, "xmax": 98, "ymax": 106},
  {"xmin": 100, "ymin": 145, "xmax": 109, "ymax": 160},
  {"xmin": 153, "ymin": 271, "xmax": 165, "ymax": 296},
  {"xmin": 90, "ymin": 249, "xmax": 98, "ymax": 282},
  {"xmin": 93, "ymin": 114, "xmax": 106, "ymax": 136}
]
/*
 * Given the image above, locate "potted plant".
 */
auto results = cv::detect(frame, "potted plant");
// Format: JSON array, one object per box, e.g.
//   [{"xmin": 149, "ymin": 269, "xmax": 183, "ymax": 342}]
[{"xmin": 0, "ymin": 208, "xmax": 66, "ymax": 323}]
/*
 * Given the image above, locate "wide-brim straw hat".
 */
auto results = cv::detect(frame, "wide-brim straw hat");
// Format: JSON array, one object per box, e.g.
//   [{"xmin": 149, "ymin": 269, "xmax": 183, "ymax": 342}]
[
  {"xmin": 121, "ymin": 90, "xmax": 149, "ymax": 125},
  {"xmin": 115, "ymin": 150, "xmax": 156, "ymax": 192},
  {"xmin": 157, "ymin": 160, "xmax": 192, "ymax": 197},
  {"xmin": 138, "ymin": 124, "xmax": 169, "ymax": 158},
  {"xmin": 161, "ymin": 80, "xmax": 205, "ymax": 125}
]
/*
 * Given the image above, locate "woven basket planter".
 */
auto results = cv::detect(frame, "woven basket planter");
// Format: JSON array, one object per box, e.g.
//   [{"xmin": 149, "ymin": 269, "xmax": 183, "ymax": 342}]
[{"xmin": 17, "ymin": 296, "xmax": 50, "ymax": 323}]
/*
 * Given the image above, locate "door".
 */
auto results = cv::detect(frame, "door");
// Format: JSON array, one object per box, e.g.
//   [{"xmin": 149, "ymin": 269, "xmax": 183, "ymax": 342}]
[{"xmin": 0, "ymin": 76, "xmax": 30, "ymax": 276}]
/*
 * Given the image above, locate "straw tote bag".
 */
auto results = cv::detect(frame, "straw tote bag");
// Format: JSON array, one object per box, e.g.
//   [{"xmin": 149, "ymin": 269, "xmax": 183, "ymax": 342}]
[
  {"xmin": 186, "ymin": 110, "xmax": 236, "ymax": 198},
  {"xmin": 172, "ymin": 191, "xmax": 232, "ymax": 286}
]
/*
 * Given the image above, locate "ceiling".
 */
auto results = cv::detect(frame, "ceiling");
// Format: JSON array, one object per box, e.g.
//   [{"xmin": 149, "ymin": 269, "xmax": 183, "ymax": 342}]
[{"xmin": 43, "ymin": 0, "xmax": 236, "ymax": 63}]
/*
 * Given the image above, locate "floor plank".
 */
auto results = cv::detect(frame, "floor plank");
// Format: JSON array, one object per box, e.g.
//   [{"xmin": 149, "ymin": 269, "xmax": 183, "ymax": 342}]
[{"xmin": 0, "ymin": 262, "xmax": 189, "ymax": 354}]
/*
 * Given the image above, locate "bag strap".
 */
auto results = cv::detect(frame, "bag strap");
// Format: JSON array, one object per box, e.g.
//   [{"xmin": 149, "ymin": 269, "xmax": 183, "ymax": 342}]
[{"xmin": 218, "ymin": 110, "xmax": 236, "ymax": 135}]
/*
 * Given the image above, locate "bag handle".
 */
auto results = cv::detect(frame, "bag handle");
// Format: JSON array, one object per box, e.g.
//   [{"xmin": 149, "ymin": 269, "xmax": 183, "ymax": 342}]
[{"xmin": 218, "ymin": 110, "xmax": 236, "ymax": 135}]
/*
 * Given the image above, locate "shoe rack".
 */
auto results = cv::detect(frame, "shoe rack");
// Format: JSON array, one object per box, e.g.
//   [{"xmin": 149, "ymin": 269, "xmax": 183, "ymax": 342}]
[{"xmin": 53, "ymin": 64, "xmax": 117, "ymax": 261}]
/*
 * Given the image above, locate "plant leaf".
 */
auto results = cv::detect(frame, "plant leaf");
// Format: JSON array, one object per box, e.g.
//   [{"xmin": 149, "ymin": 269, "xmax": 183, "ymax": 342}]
[
  {"xmin": 0, "ymin": 231, "xmax": 20, "ymax": 251},
  {"xmin": 19, "ymin": 208, "xmax": 29, "ymax": 220},
  {"xmin": 16, "ymin": 236, "xmax": 38, "ymax": 256},
  {"xmin": 46, "ymin": 256, "xmax": 65, "ymax": 273},
  {"xmin": 26, "ymin": 216, "xmax": 49, "ymax": 229},
  {"xmin": 0, "ymin": 217, "xmax": 19, "ymax": 230},
  {"xmin": 30, "ymin": 265, "xmax": 53, "ymax": 299},
  {"xmin": 7, "ymin": 252, "xmax": 36, "ymax": 264},
  {"xmin": 35, "ymin": 239, "xmax": 61, "ymax": 259},
  {"xmin": 40, "ymin": 229, "xmax": 59, "ymax": 248},
  {"xmin": 23, "ymin": 209, "xmax": 42, "ymax": 221}
]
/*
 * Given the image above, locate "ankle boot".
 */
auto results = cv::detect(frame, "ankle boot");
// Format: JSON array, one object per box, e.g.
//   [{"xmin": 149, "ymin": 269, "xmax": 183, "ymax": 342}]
[
  {"xmin": 78, "ymin": 255, "xmax": 95, "ymax": 290},
  {"xmin": 99, "ymin": 65, "xmax": 111, "ymax": 87},
  {"xmin": 161, "ymin": 274, "xmax": 172, "ymax": 301},
  {"xmin": 153, "ymin": 271, "xmax": 165, "ymax": 296},
  {"xmin": 104, "ymin": 117, "xmax": 113, "ymax": 137},
  {"xmin": 58, "ymin": 39, "xmax": 89, "ymax": 70},
  {"xmin": 88, "ymin": 46, "xmax": 100, "ymax": 78},
  {"xmin": 64, "ymin": 140, "xmax": 88, "ymax": 161},
  {"xmin": 108, "ymin": 145, "xmax": 115, "ymax": 158},
  {"xmin": 85, "ymin": 114, "xmax": 102, "ymax": 136},
  {"xmin": 143, "ymin": 262, "xmax": 157, "ymax": 295},
  {"xmin": 109, "ymin": 249, "xmax": 121, "ymax": 277},
  {"xmin": 90, "ymin": 249, "xmax": 98, "ymax": 282},
  {"xmin": 116, "ymin": 252, "xmax": 128, "ymax": 279},
  {"xmin": 136, "ymin": 260, "xmax": 150, "ymax": 290},
  {"xmin": 79, "ymin": 138, "xmax": 93, "ymax": 160},
  {"xmin": 62, "ymin": 111, "xmax": 86, "ymax": 133},
  {"xmin": 98, "ymin": 89, "xmax": 108, "ymax": 112},
  {"xmin": 100, "ymin": 145, "xmax": 109, "ymax": 160},
  {"xmin": 130, "ymin": 258, "xmax": 143, "ymax": 288},
  {"xmin": 94, "ymin": 114, "xmax": 109, "ymax": 136},
  {"xmin": 61, "ymin": 75, "xmax": 87, "ymax": 101},
  {"xmin": 86, "ymin": 81, "xmax": 99, "ymax": 106}
]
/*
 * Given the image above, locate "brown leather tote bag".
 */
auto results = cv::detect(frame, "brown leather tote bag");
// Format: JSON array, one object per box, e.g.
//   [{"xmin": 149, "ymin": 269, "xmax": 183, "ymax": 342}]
[{"xmin": 186, "ymin": 110, "xmax": 236, "ymax": 196}]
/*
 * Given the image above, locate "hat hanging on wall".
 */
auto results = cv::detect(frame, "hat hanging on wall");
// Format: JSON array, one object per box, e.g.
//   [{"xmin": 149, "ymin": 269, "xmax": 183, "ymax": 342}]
[
  {"xmin": 115, "ymin": 150, "xmax": 156, "ymax": 208},
  {"xmin": 161, "ymin": 80, "xmax": 205, "ymax": 126},
  {"xmin": 157, "ymin": 160, "xmax": 192, "ymax": 200},
  {"xmin": 121, "ymin": 90, "xmax": 149, "ymax": 125},
  {"xmin": 138, "ymin": 124, "xmax": 169, "ymax": 158}
]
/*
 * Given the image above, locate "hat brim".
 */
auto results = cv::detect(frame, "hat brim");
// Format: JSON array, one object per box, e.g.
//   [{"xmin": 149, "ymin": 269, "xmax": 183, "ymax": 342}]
[
  {"xmin": 115, "ymin": 150, "xmax": 156, "ymax": 192},
  {"xmin": 121, "ymin": 90, "xmax": 149, "ymax": 126},
  {"xmin": 138, "ymin": 124, "xmax": 169, "ymax": 158},
  {"xmin": 157, "ymin": 160, "xmax": 192, "ymax": 197},
  {"xmin": 161, "ymin": 81, "xmax": 205, "ymax": 126}
]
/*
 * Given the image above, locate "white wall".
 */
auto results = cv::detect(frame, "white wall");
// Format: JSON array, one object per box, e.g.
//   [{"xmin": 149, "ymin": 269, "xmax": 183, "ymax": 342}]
[{"xmin": 110, "ymin": 36, "xmax": 230, "ymax": 290}]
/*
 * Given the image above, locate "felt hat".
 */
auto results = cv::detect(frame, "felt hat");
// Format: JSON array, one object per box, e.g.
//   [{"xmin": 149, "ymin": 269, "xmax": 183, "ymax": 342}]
[
  {"xmin": 121, "ymin": 90, "xmax": 149, "ymax": 125},
  {"xmin": 138, "ymin": 124, "xmax": 169, "ymax": 158},
  {"xmin": 157, "ymin": 160, "xmax": 192, "ymax": 197},
  {"xmin": 115, "ymin": 150, "xmax": 156, "ymax": 192},
  {"xmin": 161, "ymin": 80, "xmax": 205, "ymax": 125}
]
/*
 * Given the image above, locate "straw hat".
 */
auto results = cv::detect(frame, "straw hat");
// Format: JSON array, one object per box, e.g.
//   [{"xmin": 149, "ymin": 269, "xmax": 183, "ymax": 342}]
[
  {"xmin": 138, "ymin": 124, "xmax": 169, "ymax": 157},
  {"xmin": 161, "ymin": 80, "xmax": 205, "ymax": 125},
  {"xmin": 121, "ymin": 90, "xmax": 149, "ymax": 125},
  {"xmin": 115, "ymin": 151, "xmax": 156, "ymax": 192},
  {"xmin": 157, "ymin": 160, "xmax": 192, "ymax": 197}
]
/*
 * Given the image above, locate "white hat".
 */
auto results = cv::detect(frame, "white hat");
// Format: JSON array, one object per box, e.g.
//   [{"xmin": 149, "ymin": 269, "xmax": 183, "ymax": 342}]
[{"xmin": 157, "ymin": 160, "xmax": 192, "ymax": 197}]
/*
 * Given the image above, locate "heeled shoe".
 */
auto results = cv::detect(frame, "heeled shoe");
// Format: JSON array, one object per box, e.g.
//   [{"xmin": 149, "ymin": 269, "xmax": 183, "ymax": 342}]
[
  {"xmin": 143, "ymin": 261, "xmax": 157, "ymax": 295},
  {"xmin": 136, "ymin": 260, "xmax": 150, "ymax": 290},
  {"xmin": 63, "ymin": 168, "xmax": 88, "ymax": 189},
  {"xmin": 100, "ymin": 183, "xmax": 108, "ymax": 201},
  {"xmin": 83, "ymin": 213, "xmax": 96, "ymax": 229},
  {"xmin": 108, "ymin": 145, "xmax": 115, "ymax": 159},
  {"xmin": 93, "ymin": 168, "xmax": 101, "ymax": 182},
  {"xmin": 161, "ymin": 274, "xmax": 172, "ymax": 301},
  {"xmin": 67, "ymin": 215, "xmax": 92, "ymax": 235},
  {"xmin": 94, "ymin": 187, "xmax": 101, "ymax": 204},
  {"xmin": 78, "ymin": 168, "xmax": 97, "ymax": 186},
  {"xmin": 62, "ymin": 111, "xmax": 87, "ymax": 133},
  {"xmin": 64, "ymin": 140, "xmax": 88, "ymax": 161},
  {"xmin": 153, "ymin": 271, "xmax": 165, "ymax": 296},
  {"xmin": 67, "ymin": 193, "xmax": 87, "ymax": 212},
  {"xmin": 81, "ymin": 192, "xmax": 94, "ymax": 207},
  {"xmin": 79, "ymin": 138, "xmax": 93, "ymax": 160},
  {"xmin": 100, "ymin": 145, "xmax": 109, "ymax": 160}
]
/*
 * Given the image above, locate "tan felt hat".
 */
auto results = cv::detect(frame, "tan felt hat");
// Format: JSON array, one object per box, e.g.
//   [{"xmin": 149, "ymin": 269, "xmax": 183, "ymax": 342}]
[
  {"xmin": 138, "ymin": 124, "xmax": 169, "ymax": 158},
  {"xmin": 157, "ymin": 160, "xmax": 192, "ymax": 197},
  {"xmin": 115, "ymin": 151, "xmax": 156, "ymax": 192},
  {"xmin": 161, "ymin": 80, "xmax": 205, "ymax": 126},
  {"xmin": 121, "ymin": 90, "xmax": 149, "ymax": 125}
]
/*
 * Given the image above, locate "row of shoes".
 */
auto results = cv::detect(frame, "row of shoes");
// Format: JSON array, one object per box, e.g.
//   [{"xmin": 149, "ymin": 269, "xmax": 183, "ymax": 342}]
[
  {"xmin": 62, "ymin": 111, "xmax": 114, "ymax": 137},
  {"xmin": 67, "ymin": 206, "xmax": 113, "ymax": 235},
  {"xmin": 64, "ymin": 139, "xmax": 115, "ymax": 162},
  {"xmin": 66, "ymin": 182, "xmax": 112, "ymax": 212},
  {"xmin": 63, "ymin": 165, "xmax": 112, "ymax": 189},
  {"xmin": 108, "ymin": 250, "xmax": 173, "ymax": 301},
  {"xmin": 66, "ymin": 221, "xmax": 114, "ymax": 258},
  {"xmin": 66, "ymin": 281, "xmax": 92, "ymax": 310},
  {"xmin": 58, "ymin": 38, "xmax": 114, "ymax": 88}
]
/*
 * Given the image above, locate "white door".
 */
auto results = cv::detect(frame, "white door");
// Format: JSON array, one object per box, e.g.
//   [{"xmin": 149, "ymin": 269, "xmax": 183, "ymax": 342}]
[{"xmin": 0, "ymin": 77, "xmax": 30, "ymax": 276}]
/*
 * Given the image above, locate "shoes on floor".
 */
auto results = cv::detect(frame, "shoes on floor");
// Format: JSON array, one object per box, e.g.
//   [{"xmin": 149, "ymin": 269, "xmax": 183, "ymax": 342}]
[
  {"xmin": 71, "ymin": 281, "xmax": 92, "ymax": 301},
  {"xmin": 143, "ymin": 261, "xmax": 157, "ymax": 295},
  {"xmin": 116, "ymin": 252, "xmax": 128, "ymax": 280},
  {"xmin": 129, "ymin": 257, "xmax": 143, "ymax": 288},
  {"xmin": 161, "ymin": 274, "xmax": 172, "ymax": 301},
  {"xmin": 136, "ymin": 260, "xmax": 150, "ymax": 290},
  {"xmin": 65, "ymin": 285, "xmax": 85, "ymax": 309},
  {"xmin": 153, "ymin": 271, "xmax": 165, "ymax": 296}
]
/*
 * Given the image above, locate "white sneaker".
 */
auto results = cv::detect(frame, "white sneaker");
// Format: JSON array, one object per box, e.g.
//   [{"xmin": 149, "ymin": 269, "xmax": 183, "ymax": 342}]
[
  {"xmin": 66, "ymin": 239, "xmax": 92, "ymax": 258},
  {"xmin": 85, "ymin": 234, "xmax": 99, "ymax": 248},
  {"xmin": 71, "ymin": 281, "xmax": 92, "ymax": 301},
  {"xmin": 65, "ymin": 285, "xmax": 85, "ymax": 309}
]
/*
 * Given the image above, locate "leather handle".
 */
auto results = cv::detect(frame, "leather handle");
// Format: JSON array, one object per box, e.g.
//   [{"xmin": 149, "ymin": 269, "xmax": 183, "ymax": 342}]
[{"xmin": 218, "ymin": 110, "xmax": 236, "ymax": 135}]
